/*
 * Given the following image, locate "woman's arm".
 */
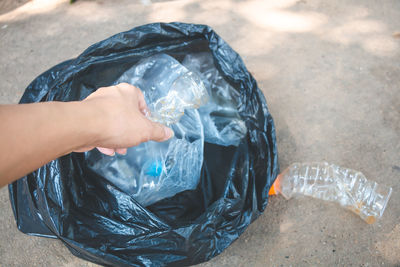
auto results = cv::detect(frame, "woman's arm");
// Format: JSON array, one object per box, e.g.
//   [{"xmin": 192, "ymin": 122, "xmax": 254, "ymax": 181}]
[{"xmin": 0, "ymin": 83, "xmax": 173, "ymax": 187}]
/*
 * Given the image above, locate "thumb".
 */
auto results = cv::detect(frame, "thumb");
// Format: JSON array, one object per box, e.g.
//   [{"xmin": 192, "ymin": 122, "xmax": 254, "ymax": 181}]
[{"xmin": 145, "ymin": 120, "xmax": 174, "ymax": 142}]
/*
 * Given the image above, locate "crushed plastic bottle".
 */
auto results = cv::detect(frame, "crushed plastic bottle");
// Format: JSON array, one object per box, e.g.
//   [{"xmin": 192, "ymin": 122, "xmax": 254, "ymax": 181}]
[
  {"xmin": 87, "ymin": 52, "xmax": 247, "ymax": 206},
  {"xmin": 272, "ymin": 162, "xmax": 392, "ymax": 224},
  {"xmin": 117, "ymin": 53, "xmax": 209, "ymax": 125},
  {"xmin": 182, "ymin": 52, "xmax": 247, "ymax": 147},
  {"xmin": 86, "ymin": 54, "xmax": 208, "ymax": 206},
  {"xmin": 86, "ymin": 108, "xmax": 204, "ymax": 206}
]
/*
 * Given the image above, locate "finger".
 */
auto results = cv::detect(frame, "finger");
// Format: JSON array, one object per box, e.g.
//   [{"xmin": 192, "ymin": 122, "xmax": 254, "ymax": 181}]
[
  {"xmin": 115, "ymin": 148, "xmax": 127, "ymax": 155},
  {"xmin": 84, "ymin": 86, "xmax": 108, "ymax": 100},
  {"xmin": 73, "ymin": 146, "xmax": 95, "ymax": 153},
  {"xmin": 115, "ymin": 83, "xmax": 149, "ymax": 116},
  {"xmin": 144, "ymin": 119, "xmax": 174, "ymax": 142},
  {"xmin": 97, "ymin": 147, "xmax": 116, "ymax": 156},
  {"xmin": 116, "ymin": 82, "xmax": 135, "ymax": 90},
  {"xmin": 135, "ymin": 87, "xmax": 150, "ymax": 116}
]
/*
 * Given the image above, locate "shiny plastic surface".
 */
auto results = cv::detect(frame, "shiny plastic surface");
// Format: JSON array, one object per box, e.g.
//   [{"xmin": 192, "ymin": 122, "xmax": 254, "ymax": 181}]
[
  {"xmin": 86, "ymin": 54, "xmax": 207, "ymax": 207},
  {"xmin": 275, "ymin": 162, "xmax": 392, "ymax": 224},
  {"xmin": 86, "ymin": 108, "xmax": 204, "ymax": 207},
  {"xmin": 182, "ymin": 52, "xmax": 247, "ymax": 147},
  {"xmin": 9, "ymin": 22, "xmax": 279, "ymax": 266},
  {"xmin": 117, "ymin": 53, "xmax": 209, "ymax": 125}
]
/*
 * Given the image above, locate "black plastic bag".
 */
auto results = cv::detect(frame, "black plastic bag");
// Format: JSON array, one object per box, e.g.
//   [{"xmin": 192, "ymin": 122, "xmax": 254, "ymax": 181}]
[{"xmin": 9, "ymin": 22, "xmax": 279, "ymax": 266}]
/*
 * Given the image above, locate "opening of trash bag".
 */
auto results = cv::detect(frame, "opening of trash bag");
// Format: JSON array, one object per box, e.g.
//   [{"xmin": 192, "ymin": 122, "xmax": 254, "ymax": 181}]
[{"xmin": 9, "ymin": 22, "xmax": 278, "ymax": 266}]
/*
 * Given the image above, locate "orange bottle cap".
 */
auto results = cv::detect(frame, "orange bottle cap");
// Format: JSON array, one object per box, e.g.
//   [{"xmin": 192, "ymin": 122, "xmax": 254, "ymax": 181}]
[
  {"xmin": 268, "ymin": 184, "xmax": 276, "ymax": 195},
  {"xmin": 268, "ymin": 174, "xmax": 281, "ymax": 195}
]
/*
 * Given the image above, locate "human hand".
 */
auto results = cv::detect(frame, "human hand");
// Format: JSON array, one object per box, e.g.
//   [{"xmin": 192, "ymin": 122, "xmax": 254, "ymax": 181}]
[{"xmin": 75, "ymin": 83, "xmax": 173, "ymax": 156}]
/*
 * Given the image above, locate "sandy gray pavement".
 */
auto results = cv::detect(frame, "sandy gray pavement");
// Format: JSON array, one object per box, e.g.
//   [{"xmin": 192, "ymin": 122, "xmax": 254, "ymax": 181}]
[{"xmin": 0, "ymin": 0, "xmax": 399, "ymax": 266}]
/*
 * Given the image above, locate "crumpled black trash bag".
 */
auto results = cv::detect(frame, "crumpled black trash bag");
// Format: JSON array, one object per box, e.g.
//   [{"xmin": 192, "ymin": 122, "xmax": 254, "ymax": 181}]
[{"xmin": 9, "ymin": 22, "xmax": 279, "ymax": 266}]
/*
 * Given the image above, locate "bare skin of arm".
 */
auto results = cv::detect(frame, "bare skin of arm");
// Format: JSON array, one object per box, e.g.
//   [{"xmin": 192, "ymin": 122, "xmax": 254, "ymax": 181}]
[{"xmin": 0, "ymin": 83, "xmax": 173, "ymax": 187}]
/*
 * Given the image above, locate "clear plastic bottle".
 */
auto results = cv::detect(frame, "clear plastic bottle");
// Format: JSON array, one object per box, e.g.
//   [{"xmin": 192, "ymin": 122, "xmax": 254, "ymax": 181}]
[
  {"xmin": 182, "ymin": 52, "xmax": 247, "ymax": 147},
  {"xmin": 273, "ymin": 162, "xmax": 392, "ymax": 224},
  {"xmin": 87, "ymin": 54, "xmax": 209, "ymax": 206},
  {"xmin": 117, "ymin": 53, "xmax": 209, "ymax": 125}
]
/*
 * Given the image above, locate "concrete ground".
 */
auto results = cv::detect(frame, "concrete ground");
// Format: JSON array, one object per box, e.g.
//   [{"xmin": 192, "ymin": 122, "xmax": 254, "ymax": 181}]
[{"xmin": 0, "ymin": 0, "xmax": 399, "ymax": 266}]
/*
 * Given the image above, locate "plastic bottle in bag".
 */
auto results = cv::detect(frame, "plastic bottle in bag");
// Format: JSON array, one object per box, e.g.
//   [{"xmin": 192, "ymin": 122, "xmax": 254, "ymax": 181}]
[
  {"xmin": 86, "ymin": 108, "xmax": 204, "ymax": 206},
  {"xmin": 182, "ymin": 52, "xmax": 247, "ymax": 147},
  {"xmin": 271, "ymin": 162, "xmax": 392, "ymax": 224},
  {"xmin": 86, "ymin": 54, "xmax": 208, "ymax": 206},
  {"xmin": 118, "ymin": 53, "xmax": 209, "ymax": 125}
]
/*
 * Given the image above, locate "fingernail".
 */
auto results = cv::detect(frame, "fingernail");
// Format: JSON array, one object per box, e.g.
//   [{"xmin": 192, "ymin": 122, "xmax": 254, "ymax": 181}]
[
  {"xmin": 116, "ymin": 148, "xmax": 127, "ymax": 155},
  {"xmin": 164, "ymin": 127, "xmax": 174, "ymax": 139},
  {"xmin": 97, "ymin": 147, "xmax": 116, "ymax": 156}
]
